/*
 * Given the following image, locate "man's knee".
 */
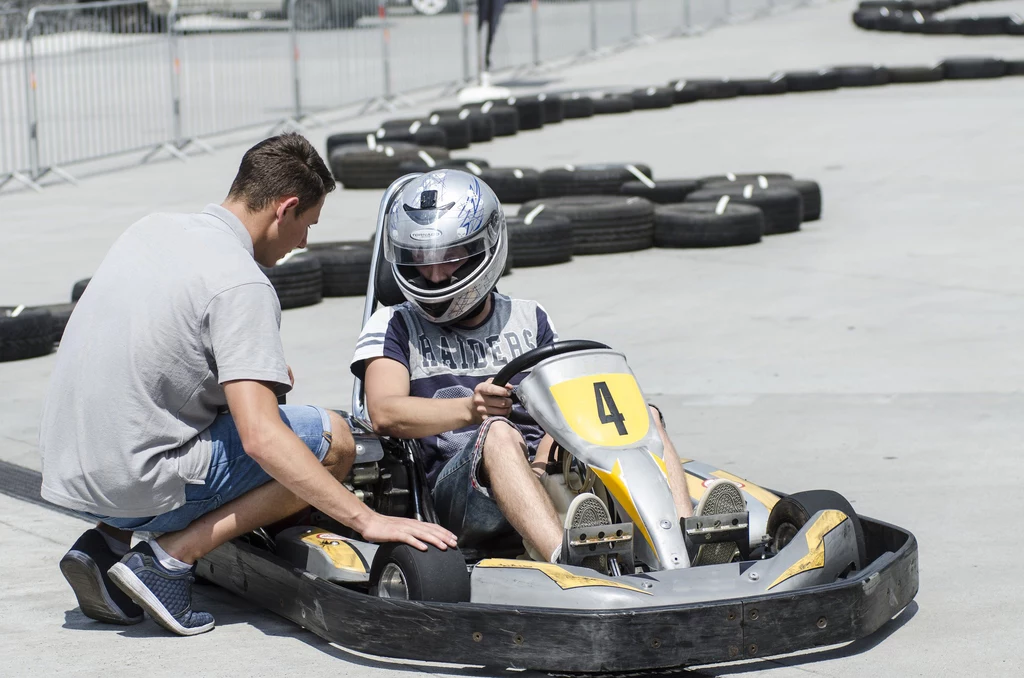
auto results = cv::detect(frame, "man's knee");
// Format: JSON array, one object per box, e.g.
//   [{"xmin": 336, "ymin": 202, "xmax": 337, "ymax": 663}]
[
  {"xmin": 481, "ymin": 420, "xmax": 527, "ymax": 463},
  {"xmin": 321, "ymin": 410, "xmax": 355, "ymax": 479}
]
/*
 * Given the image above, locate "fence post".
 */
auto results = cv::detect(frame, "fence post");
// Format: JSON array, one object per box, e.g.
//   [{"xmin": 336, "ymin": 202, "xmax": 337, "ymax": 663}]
[
  {"xmin": 589, "ymin": 0, "xmax": 597, "ymax": 53},
  {"xmin": 630, "ymin": 0, "xmax": 638, "ymax": 41},
  {"xmin": 682, "ymin": 0, "xmax": 690, "ymax": 33},
  {"xmin": 288, "ymin": 0, "xmax": 302, "ymax": 120},
  {"xmin": 168, "ymin": 4, "xmax": 184, "ymax": 143},
  {"xmin": 378, "ymin": 0, "xmax": 392, "ymax": 99},
  {"xmin": 724, "ymin": 0, "xmax": 731, "ymax": 22},
  {"xmin": 531, "ymin": 0, "xmax": 539, "ymax": 66},
  {"xmin": 22, "ymin": 9, "xmax": 39, "ymax": 178},
  {"xmin": 460, "ymin": 0, "xmax": 470, "ymax": 83}
]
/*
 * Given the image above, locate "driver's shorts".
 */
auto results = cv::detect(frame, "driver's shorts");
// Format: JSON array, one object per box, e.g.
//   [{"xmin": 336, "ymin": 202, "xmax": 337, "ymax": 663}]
[
  {"xmin": 431, "ymin": 416, "xmax": 521, "ymax": 548},
  {"xmin": 86, "ymin": 405, "xmax": 333, "ymax": 534}
]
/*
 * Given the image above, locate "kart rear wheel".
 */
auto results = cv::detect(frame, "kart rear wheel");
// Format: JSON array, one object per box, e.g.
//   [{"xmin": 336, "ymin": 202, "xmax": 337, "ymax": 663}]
[
  {"xmin": 369, "ymin": 543, "xmax": 470, "ymax": 603},
  {"xmin": 767, "ymin": 490, "xmax": 867, "ymax": 570}
]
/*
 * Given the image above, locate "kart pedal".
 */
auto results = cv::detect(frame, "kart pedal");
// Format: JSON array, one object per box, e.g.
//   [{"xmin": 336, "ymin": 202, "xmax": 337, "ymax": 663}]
[
  {"xmin": 683, "ymin": 511, "xmax": 751, "ymax": 564},
  {"xmin": 561, "ymin": 522, "xmax": 635, "ymax": 575}
]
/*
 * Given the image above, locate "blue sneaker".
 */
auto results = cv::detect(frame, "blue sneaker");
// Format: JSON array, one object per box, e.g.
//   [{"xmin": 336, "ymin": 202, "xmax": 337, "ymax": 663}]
[
  {"xmin": 108, "ymin": 542, "xmax": 215, "ymax": 636},
  {"xmin": 59, "ymin": 529, "xmax": 144, "ymax": 625}
]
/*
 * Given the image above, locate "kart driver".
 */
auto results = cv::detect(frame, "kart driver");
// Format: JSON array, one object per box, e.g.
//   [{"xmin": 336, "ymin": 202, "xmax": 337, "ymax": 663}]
[
  {"xmin": 40, "ymin": 134, "xmax": 456, "ymax": 637},
  {"xmin": 353, "ymin": 170, "xmax": 744, "ymax": 567}
]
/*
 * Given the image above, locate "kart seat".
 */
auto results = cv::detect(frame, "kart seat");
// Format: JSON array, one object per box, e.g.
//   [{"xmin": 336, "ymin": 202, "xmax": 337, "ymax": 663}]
[{"xmin": 373, "ymin": 244, "xmax": 406, "ymax": 308}]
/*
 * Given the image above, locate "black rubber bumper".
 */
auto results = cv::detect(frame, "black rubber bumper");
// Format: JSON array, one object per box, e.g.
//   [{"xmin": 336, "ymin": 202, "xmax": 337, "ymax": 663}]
[{"xmin": 197, "ymin": 516, "xmax": 918, "ymax": 673}]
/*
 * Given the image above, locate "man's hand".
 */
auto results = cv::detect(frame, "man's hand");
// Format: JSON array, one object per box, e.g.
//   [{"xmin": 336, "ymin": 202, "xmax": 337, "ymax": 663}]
[
  {"xmin": 357, "ymin": 513, "xmax": 459, "ymax": 551},
  {"xmin": 287, "ymin": 365, "xmax": 294, "ymax": 387},
  {"xmin": 467, "ymin": 378, "xmax": 513, "ymax": 424}
]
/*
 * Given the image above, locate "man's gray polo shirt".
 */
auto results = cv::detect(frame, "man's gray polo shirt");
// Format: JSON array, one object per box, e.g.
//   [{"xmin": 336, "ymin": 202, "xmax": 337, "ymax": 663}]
[{"xmin": 39, "ymin": 204, "xmax": 291, "ymax": 517}]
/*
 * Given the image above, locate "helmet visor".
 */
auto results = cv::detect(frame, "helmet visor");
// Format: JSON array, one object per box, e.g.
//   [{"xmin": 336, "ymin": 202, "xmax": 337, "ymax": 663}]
[{"xmin": 385, "ymin": 223, "xmax": 496, "ymax": 266}]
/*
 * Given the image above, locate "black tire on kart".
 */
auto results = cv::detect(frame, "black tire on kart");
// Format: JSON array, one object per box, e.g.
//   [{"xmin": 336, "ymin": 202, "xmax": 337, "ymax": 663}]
[
  {"xmin": 620, "ymin": 179, "xmax": 700, "ymax": 204},
  {"xmin": 518, "ymin": 195, "xmax": 655, "ymax": 255},
  {"xmin": 686, "ymin": 185, "xmax": 803, "ymax": 235},
  {"xmin": 506, "ymin": 213, "xmax": 574, "ymax": 267},
  {"xmin": 370, "ymin": 543, "xmax": 471, "ymax": 603},
  {"xmin": 259, "ymin": 253, "xmax": 323, "ymax": 310},
  {"xmin": 540, "ymin": 163, "xmax": 654, "ymax": 198},
  {"xmin": 71, "ymin": 278, "xmax": 90, "ymax": 302},
  {"xmin": 306, "ymin": 241, "xmax": 372, "ymax": 297},
  {"xmin": 941, "ymin": 57, "xmax": 1007, "ymax": 80},
  {"xmin": 705, "ymin": 177, "xmax": 822, "ymax": 222},
  {"xmin": 766, "ymin": 489, "xmax": 867, "ymax": 573},
  {"xmin": 654, "ymin": 202, "xmax": 764, "ymax": 248},
  {"xmin": 561, "ymin": 93, "xmax": 595, "ymax": 118},
  {"xmin": 0, "ymin": 308, "xmax": 55, "ymax": 362},
  {"xmin": 631, "ymin": 86, "xmax": 675, "ymax": 110}
]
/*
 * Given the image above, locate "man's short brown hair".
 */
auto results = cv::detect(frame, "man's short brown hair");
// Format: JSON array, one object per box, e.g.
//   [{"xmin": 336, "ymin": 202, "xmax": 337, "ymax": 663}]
[{"xmin": 227, "ymin": 133, "xmax": 336, "ymax": 216}]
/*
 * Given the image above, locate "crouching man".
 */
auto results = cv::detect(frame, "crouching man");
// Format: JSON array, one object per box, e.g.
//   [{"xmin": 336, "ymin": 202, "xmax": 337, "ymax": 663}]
[{"xmin": 40, "ymin": 134, "xmax": 455, "ymax": 637}]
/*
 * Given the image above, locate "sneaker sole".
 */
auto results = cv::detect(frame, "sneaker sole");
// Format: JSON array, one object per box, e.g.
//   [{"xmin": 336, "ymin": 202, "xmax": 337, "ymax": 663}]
[
  {"xmin": 565, "ymin": 495, "xmax": 612, "ymax": 572},
  {"xmin": 59, "ymin": 552, "xmax": 143, "ymax": 625},
  {"xmin": 108, "ymin": 563, "xmax": 214, "ymax": 636},
  {"xmin": 693, "ymin": 481, "xmax": 746, "ymax": 566}
]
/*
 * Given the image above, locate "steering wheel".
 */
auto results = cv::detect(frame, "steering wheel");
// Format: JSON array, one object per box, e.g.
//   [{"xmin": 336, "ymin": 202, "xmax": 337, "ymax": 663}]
[{"xmin": 492, "ymin": 340, "xmax": 611, "ymax": 388}]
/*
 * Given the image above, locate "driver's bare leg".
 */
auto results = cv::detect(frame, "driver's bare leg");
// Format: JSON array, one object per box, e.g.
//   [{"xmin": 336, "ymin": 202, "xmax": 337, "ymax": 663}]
[
  {"xmin": 650, "ymin": 405, "xmax": 694, "ymax": 519},
  {"xmin": 157, "ymin": 411, "xmax": 355, "ymax": 564},
  {"xmin": 481, "ymin": 421, "xmax": 563, "ymax": 561}
]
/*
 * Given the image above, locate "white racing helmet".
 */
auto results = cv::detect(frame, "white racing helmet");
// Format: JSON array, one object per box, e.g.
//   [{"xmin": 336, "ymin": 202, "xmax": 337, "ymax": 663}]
[{"xmin": 385, "ymin": 169, "xmax": 508, "ymax": 324}]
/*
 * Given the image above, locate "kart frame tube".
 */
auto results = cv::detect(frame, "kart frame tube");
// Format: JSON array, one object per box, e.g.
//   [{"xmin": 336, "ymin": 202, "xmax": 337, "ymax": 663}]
[{"xmin": 196, "ymin": 516, "xmax": 918, "ymax": 673}]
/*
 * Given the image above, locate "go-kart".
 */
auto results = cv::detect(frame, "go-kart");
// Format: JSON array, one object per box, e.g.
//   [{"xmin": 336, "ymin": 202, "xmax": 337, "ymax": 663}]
[{"xmin": 197, "ymin": 175, "xmax": 919, "ymax": 673}]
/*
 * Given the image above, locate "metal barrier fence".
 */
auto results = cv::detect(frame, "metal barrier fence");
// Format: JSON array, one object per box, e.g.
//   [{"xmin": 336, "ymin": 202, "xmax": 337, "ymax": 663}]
[{"xmin": 1, "ymin": 0, "xmax": 823, "ymax": 192}]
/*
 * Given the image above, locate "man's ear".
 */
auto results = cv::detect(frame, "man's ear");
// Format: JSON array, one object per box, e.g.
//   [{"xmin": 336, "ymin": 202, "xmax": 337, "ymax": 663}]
[{"xmin": 276, "ymin": 196, "xmax": 300, "ymax": 222}]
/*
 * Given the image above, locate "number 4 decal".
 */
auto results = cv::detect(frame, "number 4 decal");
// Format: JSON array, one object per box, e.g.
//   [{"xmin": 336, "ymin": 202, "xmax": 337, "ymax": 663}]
[{"xmin": 594, "ymin": 381, "xmax": 628, "ymax": 436}]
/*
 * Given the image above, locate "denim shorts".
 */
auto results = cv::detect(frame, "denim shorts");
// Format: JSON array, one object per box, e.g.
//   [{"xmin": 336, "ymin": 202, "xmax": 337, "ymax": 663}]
[
  {"xmin": 431, "ymin": 416, "xmax": 522, "ymax": 548},
  {"xmin": 91, "ymin": 405, "xmax": 333, "ymax": 534}
]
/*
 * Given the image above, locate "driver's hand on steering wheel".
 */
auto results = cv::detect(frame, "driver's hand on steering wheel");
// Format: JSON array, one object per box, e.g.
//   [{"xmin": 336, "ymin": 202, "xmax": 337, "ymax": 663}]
[{"xmin": 468, "ymin": 378, "xmax": 513, "ymax": 424}]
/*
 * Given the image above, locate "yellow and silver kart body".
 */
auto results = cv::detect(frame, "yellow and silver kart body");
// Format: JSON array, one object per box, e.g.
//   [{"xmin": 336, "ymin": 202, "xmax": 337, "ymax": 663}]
[{"xmin": 197, "ymin": 173, "xmax": 919, "ymax": 673}]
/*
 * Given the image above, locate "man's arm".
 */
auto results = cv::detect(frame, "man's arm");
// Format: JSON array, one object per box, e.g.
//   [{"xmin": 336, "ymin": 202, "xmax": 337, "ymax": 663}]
[
  {"xmin": 365, "ymin": 357, "xmax": 512, "ymax": 438},
  {"xmin": 224, "ymin": 379, "xmax": 457, "ymax": 550}
]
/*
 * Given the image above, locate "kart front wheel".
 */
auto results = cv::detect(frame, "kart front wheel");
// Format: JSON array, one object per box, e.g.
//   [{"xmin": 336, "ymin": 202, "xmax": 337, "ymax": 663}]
[
  {"xmin": 369, "ymin": 543, "xmax": 471, "ymax": 603},
  {"xmin": 767, "ymin": 490, "xmax": 867, "ymax": 570}
]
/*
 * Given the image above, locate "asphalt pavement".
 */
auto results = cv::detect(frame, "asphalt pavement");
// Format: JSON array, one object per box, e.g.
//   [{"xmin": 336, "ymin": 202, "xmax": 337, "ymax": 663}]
[{"xmin": 2, "ymin": 0, "xmax": 1024, "ymax": 675}]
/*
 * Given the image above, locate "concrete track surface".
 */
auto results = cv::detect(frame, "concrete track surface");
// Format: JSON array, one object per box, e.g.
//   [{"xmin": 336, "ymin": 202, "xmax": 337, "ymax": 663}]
[{"xmin": 2, "ymin": 1, "xmax": 1023, "ymax": 675}]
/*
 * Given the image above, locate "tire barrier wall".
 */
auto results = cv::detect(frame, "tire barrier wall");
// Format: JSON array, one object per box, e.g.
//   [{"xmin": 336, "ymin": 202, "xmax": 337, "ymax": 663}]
[
  {"xmin": 0, "ymin": 0, "xmax": 822, "ymax": 193},
  {"xmin": 852, "ymin": 0, "xmax": 1024, "ymax": 35}
]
